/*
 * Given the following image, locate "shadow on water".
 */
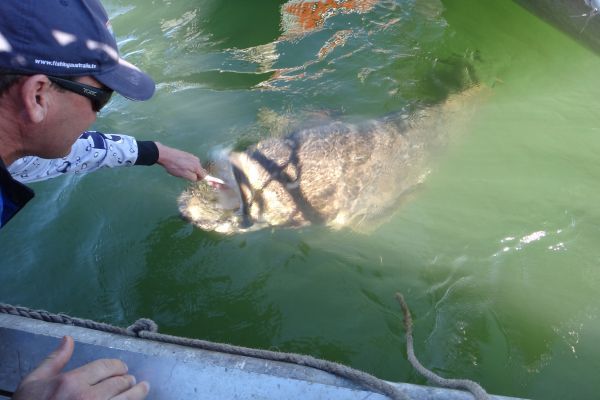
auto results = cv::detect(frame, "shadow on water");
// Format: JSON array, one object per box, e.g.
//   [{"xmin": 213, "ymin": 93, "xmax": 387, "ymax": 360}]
[
  {"xmin": 201, "ymin": 1, "xmax": 286, "ymax": 50},
  {"xmin": 124, "ymin": 216, "xmax": 280, "ymax": 347}
]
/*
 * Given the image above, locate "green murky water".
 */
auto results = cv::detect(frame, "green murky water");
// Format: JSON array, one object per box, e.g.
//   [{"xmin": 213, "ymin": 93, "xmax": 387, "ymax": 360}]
[{"xmin": 3, "ymin": 0, "xmax": 600, "ymax": 398}]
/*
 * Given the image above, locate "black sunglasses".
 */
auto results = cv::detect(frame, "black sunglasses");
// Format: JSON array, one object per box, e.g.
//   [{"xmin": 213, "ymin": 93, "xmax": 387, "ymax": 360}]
[{"xmin": 47, "ymin": 76, "xmax": 113, "ymax": 112}]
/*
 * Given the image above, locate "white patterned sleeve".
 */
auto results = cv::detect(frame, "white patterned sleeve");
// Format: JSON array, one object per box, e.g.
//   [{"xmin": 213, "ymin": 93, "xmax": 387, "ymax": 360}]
[{"xmin": 8, "ymin": 131, "xmax": 142, "ymax": 183}]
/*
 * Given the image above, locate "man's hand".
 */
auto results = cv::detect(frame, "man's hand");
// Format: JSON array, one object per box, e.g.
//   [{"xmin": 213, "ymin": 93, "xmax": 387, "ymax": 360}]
[
  {"xmin": 13, "ymin": 336, "xmax": 149, "ymax": 400},
  {"xmin": 155, "ymin": 142, "xmax": 207, "ymax": 182}
]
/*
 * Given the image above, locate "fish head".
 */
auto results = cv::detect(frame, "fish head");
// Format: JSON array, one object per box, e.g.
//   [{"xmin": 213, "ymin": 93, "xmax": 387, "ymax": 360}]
[
  {"xmin": 178, "ymin": 144, "xmax": 304, "ymax": 234},
  {"xmin": 178, "ymin": 181, "xmax": 247, "ymax": 234},
  {"xmin": 178, "ymin": 149, "xmax": 251, "ymax": 234}
]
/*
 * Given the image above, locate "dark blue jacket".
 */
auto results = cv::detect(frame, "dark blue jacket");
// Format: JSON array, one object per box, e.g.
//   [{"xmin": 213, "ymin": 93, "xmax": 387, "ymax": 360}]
[{"xmin": 0, "ymin": 159, "xmax": 34, "ymax": 228}]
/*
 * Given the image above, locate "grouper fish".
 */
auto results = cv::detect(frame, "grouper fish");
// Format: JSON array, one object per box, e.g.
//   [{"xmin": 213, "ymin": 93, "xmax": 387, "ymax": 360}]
[{"xmin": 178, "ymin": 86, "xmax": 486, "ymax": 234}]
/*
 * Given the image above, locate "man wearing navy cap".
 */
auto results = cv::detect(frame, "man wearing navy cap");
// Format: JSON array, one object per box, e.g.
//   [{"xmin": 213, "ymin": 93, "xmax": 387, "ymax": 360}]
[
  {"xmin": 0, "ymin": 0, "xmax": 208, "ymax": 228},
  {"xmin": 0, "ymin": 0, "xmax": 206, "ymax": 398}
]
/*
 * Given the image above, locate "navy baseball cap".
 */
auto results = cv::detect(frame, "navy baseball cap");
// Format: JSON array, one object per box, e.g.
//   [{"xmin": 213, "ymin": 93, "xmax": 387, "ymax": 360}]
[{"xmin": 0, "ymin": 0, "xmax": 155, "ymax": 101}]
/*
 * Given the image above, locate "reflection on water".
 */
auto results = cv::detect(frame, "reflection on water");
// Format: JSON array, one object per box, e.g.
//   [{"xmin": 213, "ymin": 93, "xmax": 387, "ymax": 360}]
[
  {"xmin": 233, "ymin": 0, "xmax": 410, "ymax": 91},
  {"xmin": 281, "ymin": 0, "xmax": 378, "ymax": 36},
  {"xmin": 154, "ymin": 0, "xmax": 467, "ymax": 115},
  {"xmin": 160, "ymin": 9, "xmax": 198, "ymax": 40},
  {"xmin": 231, "ymin": 0, "xmax": 382, "ymax": 88}
]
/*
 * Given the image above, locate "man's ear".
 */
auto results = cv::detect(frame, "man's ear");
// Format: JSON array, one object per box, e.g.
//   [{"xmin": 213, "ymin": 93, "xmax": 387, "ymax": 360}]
[{"xmin": 20, "ymin": 75, "xmax": 51, "ymax": 123}]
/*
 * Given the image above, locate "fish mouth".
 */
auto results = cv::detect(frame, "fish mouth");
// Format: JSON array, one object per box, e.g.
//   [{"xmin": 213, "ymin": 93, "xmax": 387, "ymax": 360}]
[
  {"xmin": 206, "ymin": 150, "xmax": 255, "ymax": 232},
  {"xmin": 178, "ymin": 150, "xmax": 261, "ymax": 234}
]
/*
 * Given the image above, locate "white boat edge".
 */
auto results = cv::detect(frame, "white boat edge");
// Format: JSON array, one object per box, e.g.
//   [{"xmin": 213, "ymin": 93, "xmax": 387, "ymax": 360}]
[{"xmin": 0, "ymin": 313, "xmax": 526, "ymax": 400}]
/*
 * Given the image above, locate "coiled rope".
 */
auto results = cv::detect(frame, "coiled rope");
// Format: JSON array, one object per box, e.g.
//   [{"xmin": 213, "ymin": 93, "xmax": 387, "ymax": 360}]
[{"xmin": 0, "ymin": 293, "xmax": 490, "ymax": 400}]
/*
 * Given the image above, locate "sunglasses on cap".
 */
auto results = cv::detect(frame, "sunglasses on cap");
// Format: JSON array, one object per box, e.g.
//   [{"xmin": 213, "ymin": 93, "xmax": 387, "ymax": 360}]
[{"xmin": 47, "ymin": 76, "xmax": 113, "ymax": 112}]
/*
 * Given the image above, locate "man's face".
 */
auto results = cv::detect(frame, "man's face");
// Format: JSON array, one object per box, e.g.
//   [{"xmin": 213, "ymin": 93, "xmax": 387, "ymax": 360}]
[{"xmin": 33, "ymin": 76, "xmax": 102, "ymax": 159}]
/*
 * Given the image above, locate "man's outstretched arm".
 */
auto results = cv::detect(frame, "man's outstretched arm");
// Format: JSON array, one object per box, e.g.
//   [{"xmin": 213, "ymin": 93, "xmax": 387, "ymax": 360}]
[{"xmin": 8, "ymin": 131, "xmax": 207, "ymax": 183}]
